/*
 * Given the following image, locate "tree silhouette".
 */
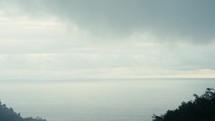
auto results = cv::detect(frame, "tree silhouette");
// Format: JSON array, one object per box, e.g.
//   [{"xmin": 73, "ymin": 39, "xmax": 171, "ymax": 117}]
[
  {"xmin": 152, "ymin": 88, "xmax": 215, "ymax": 121},
  {"xmin": 0, "ymin": 101, "xmax": 46, "ymax": 121}
]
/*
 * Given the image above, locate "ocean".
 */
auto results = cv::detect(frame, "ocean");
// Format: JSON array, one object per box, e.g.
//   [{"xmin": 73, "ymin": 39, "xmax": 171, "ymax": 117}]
[{"xmin": 0, "ymin": 78, "xmax": 214, "ymax": 121}]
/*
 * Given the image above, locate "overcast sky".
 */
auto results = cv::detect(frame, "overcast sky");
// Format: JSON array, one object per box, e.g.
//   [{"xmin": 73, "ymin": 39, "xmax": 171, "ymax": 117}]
[{"xmin": 0, "ymin": 0, "xmax": 215, "ymax": 79}]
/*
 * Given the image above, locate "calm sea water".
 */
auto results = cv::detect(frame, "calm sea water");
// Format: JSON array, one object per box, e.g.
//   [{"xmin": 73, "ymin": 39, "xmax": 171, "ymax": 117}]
[{"xmin": 0, "ymin": 78, "xmax": 215, "ymax": 121}]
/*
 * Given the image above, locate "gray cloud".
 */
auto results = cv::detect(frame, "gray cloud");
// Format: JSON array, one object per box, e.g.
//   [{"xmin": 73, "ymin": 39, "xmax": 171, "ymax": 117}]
[
  {"xmin": 3, "ymin": 0, "xmax": 215, "ymax": 43},
  {"xmin": 0, "ymin": 0, "xmax": 215, "ymax": 79}
]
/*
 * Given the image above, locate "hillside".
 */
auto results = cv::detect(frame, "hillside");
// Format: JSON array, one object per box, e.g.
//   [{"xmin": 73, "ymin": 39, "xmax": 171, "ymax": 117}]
[{"xmin": 0, "ymin": 102, "xmax": 46, "ymax": 121}]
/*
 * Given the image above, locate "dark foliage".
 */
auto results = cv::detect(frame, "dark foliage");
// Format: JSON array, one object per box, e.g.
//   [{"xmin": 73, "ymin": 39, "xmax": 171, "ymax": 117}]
[
  {"xmin": 152, "ymin": 88, "xmax": 215, "ymax": 121},
  {"xmin": 0, "ymin": 101, "xmax": 46, "ymax": 121}
]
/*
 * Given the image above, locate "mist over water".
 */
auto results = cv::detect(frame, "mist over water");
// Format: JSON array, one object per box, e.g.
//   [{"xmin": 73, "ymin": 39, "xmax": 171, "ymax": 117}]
[
  {"xmin": 0, "ymin": 78, "xmax": 214, "ymax": 121},
  {"xmin": 0, "ymin": 1, "xmax": 215, "ymax": 121}
]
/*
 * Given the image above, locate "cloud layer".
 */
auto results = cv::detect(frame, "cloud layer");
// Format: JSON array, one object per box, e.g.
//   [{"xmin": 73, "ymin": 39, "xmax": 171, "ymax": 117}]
[
  {"xmin": 0, "ymin": 0, "xmax": 215, "ymax": 79},
  {"xmin": 6, "ymin": 0, "xmax": 215, "ymax": 42}
]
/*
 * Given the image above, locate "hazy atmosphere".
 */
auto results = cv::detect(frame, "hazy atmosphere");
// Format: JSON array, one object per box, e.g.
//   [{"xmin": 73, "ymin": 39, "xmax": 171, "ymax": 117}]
[
  {"xmin": 0, "ymin": 0, "xmax": 215, "ymax": 79},
  {"xmin": 1, "ymin": 1, "xmax": 215, "ymax": 121}
]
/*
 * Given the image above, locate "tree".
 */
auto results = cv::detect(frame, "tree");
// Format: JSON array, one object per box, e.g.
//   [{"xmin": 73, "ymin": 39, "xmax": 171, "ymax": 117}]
[
  {"xmin": 0, "ymin": 101, "xmax": 46, "ymax": 121},
  {"xmin": 152, "ymin": 88, "xmax": 215, "ymax": 121}
]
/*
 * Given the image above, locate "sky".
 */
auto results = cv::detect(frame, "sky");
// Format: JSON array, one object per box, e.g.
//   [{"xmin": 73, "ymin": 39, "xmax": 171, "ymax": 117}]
[{"xmin": 0, "ymin": 0, "xmax": 215, "ymax": 79}]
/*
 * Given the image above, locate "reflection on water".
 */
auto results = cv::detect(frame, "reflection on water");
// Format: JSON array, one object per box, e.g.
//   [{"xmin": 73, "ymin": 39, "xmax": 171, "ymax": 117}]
[{"xmin": 0, "ymin": 78, "xmax": 214, "ymax": 121}]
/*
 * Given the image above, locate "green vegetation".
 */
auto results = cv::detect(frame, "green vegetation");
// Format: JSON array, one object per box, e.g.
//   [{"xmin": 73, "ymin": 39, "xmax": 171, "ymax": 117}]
[
  {"xmin": 153, "ymin": 88, "xmax": 215, "ymax": 121},
  {"xmin": 0, "ymin": 101, "xmax": 46, "ymax": 121}
]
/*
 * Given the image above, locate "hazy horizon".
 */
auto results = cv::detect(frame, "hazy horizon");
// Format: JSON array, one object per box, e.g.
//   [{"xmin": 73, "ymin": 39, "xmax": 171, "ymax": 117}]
[
  {"xmin": 1, "ymin": 78, "xmax": 214, "ymax": 121},
  {"xmin": 1, "ymin": 1, "xmax": 215, "ymax": 121}
]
